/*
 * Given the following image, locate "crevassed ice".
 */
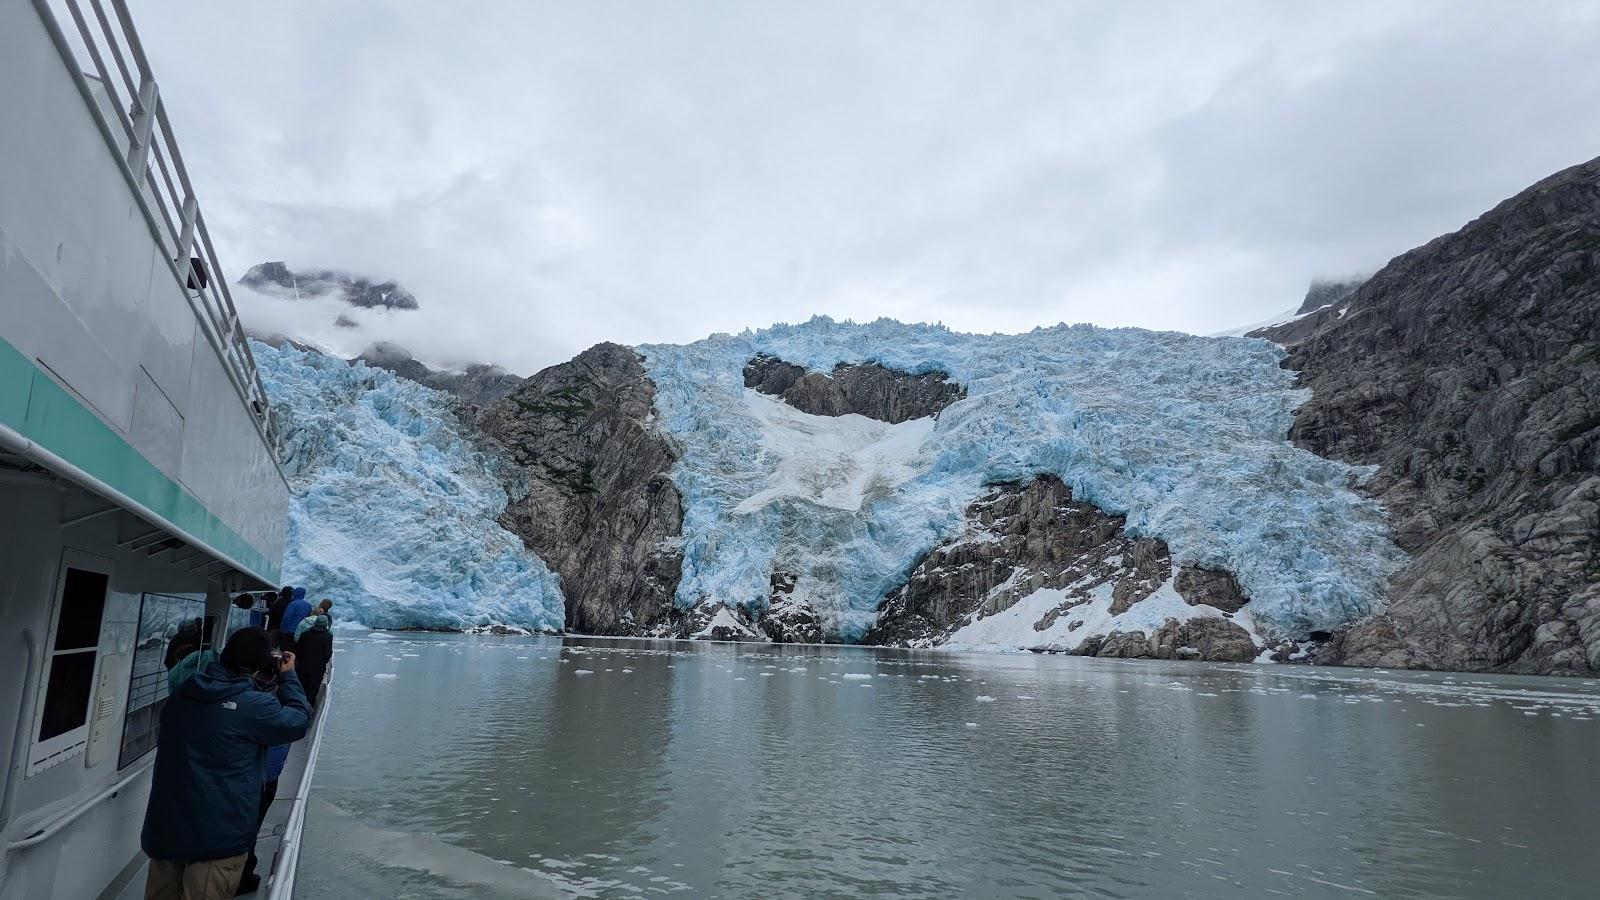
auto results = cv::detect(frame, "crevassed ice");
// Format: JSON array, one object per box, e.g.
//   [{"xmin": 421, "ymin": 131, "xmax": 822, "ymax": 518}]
[
  {"xmin": 254, "ymin": 342, "xmax": 565, "ymax": 631},
  {"xmin": 640, "ymin": 316, "xmax": 1404, "ymax": 640}
]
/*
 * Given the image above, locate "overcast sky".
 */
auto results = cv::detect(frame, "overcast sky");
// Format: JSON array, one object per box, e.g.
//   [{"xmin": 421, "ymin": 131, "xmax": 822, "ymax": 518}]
[{"xmin": 137, "ymin": 1, "xmax": 1600, "ymax": 374}]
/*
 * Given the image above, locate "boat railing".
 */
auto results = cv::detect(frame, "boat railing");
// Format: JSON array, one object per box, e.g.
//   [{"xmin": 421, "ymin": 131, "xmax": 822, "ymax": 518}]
[
  {"xmin": 31, "ymin": 0, "xmax": 280, "ymax": 454},
  {"xmin": 261, "ymin": 665, "xmax": 332, "ymax": 899}
]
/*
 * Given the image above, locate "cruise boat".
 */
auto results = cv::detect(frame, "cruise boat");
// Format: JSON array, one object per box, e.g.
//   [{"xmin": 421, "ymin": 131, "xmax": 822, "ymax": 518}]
[{"xmin": 0, "ymin": 1, "xmax": 324, "ymax": 897}]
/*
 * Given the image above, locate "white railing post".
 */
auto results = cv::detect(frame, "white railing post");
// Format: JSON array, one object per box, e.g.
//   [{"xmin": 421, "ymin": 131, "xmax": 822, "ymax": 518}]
[
  {"xmin": 174, "ymin": 194, "xmax": 197, "ymax": 288},
  {"xmin": 125, "ymin": 76, "xmax": 158, "ymax": 184}
]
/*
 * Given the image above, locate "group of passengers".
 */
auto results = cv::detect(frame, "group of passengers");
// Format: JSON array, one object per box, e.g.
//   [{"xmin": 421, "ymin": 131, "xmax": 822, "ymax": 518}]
[{"xmin": 141, "ymin": 585, "xmax": 338, "ymax": 900}]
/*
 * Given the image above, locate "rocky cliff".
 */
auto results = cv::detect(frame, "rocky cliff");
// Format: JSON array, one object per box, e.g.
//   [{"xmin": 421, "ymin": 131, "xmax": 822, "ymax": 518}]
[
  {"xmin": 1259, "ymin": 156, "xmax": 1600, "ymax": 676},
  {"xmin": 357, "ymin": 342, "xmax": 523, "ymax": 410},
  {"xmin": 1295, "ymin": 278, "xmax": 1365, "ymax": 315},
  {"xmin": 743, "ymin": 354, "xmax": 965, "ymax": 423},
  {"xmin": 478, "ymin": 343, "xmax": 685, "ymax": 634},
  {"xmin": 867, "ymin": 476, "xmax": 1259, "ymax": 661}
]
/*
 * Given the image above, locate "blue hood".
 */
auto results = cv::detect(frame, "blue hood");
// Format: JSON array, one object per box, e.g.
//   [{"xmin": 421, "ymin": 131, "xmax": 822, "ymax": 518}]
[
  {"xmin": 178, "ymin": 660, "xmax": 256, "ymax": 703},
  {"xmin": 292, "ymin": 586, "xmax": 306, "ymax": 602}
]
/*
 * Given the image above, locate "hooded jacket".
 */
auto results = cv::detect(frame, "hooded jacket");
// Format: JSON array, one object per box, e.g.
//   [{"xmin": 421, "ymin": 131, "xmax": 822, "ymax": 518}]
[
  {"xmin": 280, "ymin": 587, "xmax": 313, "ymax": 636},
  {"xmin": 294, "ymin": 613, "xmax": 330, "ymax": 642},
  {"xmin": 266, "ymin": 589, "xmax": 293, "ymax": 634},
  {"xmin": 165, "ymin": 648, "xmax": 217, "ymax": 694},
  {"xmin": 141, "ymin": 660, "xmax": 311, "ymax": 861}
]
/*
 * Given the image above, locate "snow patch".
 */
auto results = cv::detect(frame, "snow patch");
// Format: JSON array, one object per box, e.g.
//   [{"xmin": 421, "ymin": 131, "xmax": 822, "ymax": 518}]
[{"xmin": 942, "ymin": 576, "xmax": 1245, "ymax": 654}]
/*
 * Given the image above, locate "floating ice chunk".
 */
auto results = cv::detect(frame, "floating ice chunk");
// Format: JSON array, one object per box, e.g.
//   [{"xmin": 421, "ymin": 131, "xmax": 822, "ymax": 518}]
[
  {"xmin": 373, "ymin": 673, "xmax": 398, "ymax": 680},
  {"xmin": 842, "ymin": 673, "xmax": 873, "ymax": 680},
  {"xmin": 975, "ymin": 695, "xmax": 996, "ymax": 703},
  {"xmin": 964, "ymin": 722, "xmax": 979, "ymax": 728},
  {"xmin": 574, "ymin": 669, "xmax": 595, "ymax": 675}
]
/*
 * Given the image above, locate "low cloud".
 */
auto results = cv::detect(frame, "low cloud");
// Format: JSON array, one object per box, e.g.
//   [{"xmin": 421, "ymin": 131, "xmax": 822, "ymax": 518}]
[{"xmin": 140, "ymin": 1, "xmax": 1600, "ymax": 374}]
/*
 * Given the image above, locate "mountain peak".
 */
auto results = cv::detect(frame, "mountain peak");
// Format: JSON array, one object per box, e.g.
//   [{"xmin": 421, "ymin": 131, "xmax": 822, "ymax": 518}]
[{"xmin": 239, "ymin": 261, "xmax": 419, "ymax": 311}]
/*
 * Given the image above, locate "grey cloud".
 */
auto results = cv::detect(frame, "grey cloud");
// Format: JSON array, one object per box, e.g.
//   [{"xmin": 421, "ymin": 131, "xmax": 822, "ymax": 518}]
[{"xmin": 136, "ymin": 1, "xmax": 1600, "ymax": 373}]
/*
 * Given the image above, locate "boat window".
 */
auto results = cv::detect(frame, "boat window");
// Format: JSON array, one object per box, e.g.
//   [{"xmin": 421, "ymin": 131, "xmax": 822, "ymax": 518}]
[
  {"xmin": 119, "ymin": 592, "xmax": 208, "ymax": 769},
  {"xmin": 29, "ymin": 556, "xmax": 111, "ymax": 775}
]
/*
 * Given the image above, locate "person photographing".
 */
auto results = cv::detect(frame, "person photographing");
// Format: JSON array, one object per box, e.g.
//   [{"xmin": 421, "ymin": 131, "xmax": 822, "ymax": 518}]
[{"xmin": 141, "ymin": 627, "xmax": 310, "ymax": 899}]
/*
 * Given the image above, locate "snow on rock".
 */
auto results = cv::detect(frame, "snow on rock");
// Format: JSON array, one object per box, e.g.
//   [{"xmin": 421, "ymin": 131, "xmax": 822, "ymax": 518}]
[
  {"xmin": 941, "ymin": 576, "xmax": 1263, "ymax": 656},
  {"xmin": 254, "ymin": 341, "xmax": 565, "ymax": 632},
  {"xmin": 641, "ymin": 316, "xmax": 1403, "ymax": 641}
]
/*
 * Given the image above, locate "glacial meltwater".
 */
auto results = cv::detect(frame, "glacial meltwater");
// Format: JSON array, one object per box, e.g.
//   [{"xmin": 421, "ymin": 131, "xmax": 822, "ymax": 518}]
[{"xmin": 297, "ymin": 633, "xmax": 1600, "ymax": 899}]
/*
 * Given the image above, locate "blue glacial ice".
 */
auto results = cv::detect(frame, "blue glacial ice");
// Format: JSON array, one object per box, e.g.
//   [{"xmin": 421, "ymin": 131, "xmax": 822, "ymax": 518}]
[
  {"xmin": 253, "ymin": 341, "xmax": 565, "ymax": 631},
  {"xmin": 641, "ymin": 316, "xmax": 1404, "ymax": 641}
]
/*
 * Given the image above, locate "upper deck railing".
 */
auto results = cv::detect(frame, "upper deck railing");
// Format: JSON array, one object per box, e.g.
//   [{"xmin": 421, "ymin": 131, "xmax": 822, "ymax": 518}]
[{"xmin": 32, "ymin": 0, "xmax": 280, "ymax": 453}]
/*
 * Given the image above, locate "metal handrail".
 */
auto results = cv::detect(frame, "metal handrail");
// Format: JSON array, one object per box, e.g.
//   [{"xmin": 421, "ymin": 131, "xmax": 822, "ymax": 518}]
[
  {"xmin": 40, "ymin": 0, "xmax": 281, "ymax": 454},
  {"xmin": 264, "ymin": 669, "xmax": 332, "ymax": 900}
]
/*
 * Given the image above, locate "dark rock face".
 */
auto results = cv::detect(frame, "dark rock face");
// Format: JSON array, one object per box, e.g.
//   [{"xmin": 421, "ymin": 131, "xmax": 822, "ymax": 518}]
[
  {"xmin": 1258, "ymin": 156, "xmax": 1600, "ymax": 676},
  {"xmin": 743, "ymin": 354, "xmax": 965, "ymax": 423},
  {"xmin": 1174, "ymin": 567, "xmax": 1250, "ymax": 614},
  {"xmin": 761, "ymin": 572, "xmax": 823, "ymax": 643},
  {"xmin": 1150, "ymin": 618, "xmax": 1258, "ymax": 662},
  {"xmin": 240, "ymin": 261, "xmax": 420, "ymax": 310},
  {"xmin": 355, "ymin": 342, "xmax": 524, "ymax": 410},
  {"xmin": 866, "ymin": 476, "xmax": 1253, "ymax": 655},
  {"xmin": 1068, "ymin": 618, "xmax": 1255, "ymax": 662},
  {"xmin": 479, "ymin": 342, "xmax": 684, "ymax": 634},
  {"xmin": 866, "ymin": 476, "xmax": 1166, "ymax": 645},
  {"xmin": 677, "ymin": 602, "xmax": 766, "ymax": 641},
  {"xmin": 1295, "ymin": 278, "xmax": 1366, "ymax": 315}
]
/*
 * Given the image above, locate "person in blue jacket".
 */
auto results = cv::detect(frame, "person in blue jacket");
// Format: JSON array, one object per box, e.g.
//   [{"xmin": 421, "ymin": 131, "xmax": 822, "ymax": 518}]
[
  {"xmin": 278, "ymin": 587, "xmax": 312, "ymax": 653},
  {"xmin": 142, "ymin": 627, "xmax": 310, "ymax": 900}
]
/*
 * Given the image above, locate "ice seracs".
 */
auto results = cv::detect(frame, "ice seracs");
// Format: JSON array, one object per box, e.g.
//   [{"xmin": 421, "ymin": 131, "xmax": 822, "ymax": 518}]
[
  {"xmin": 255, "ymin": 341, "xmax": 565, "ymax": 632},
  {"xmin": 642, "ymin": 316, "xmax": 1404, "ymax": 641}
]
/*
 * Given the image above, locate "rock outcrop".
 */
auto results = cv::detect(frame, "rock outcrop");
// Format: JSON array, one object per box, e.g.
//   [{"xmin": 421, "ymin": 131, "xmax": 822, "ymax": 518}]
[
  {"xmin": 1258, "ymin": 156, "xmax": 1600, "ymax": 676},
  {"xmin": 357, "ymin": 342, "xmax": 523, "ymax": 410},
  {"xmin": 240, "ymin": 261, "xmax": 420, "ymax": 310},
  {"xmin": 1148, "ymin": 618, "xmax": 1258, "ymax": 663},
  {"xmin": 743, "ymin": 354, "xmax": 965, "ymax": 423},
  {"xmin": 1295, "ymin": 278, "xmax": 1366, "ymax": 315},
  {"xmin": 760, "ymin": 573, "xmax": 824, "ymax": 643},
  {"xmin": 1174, "ymin": 567, "xmax": 1250, "ymax": 614},
  {"xmin": 866, "ymin": 475, "xmax": 1256, "ymax": 660},
  {"xmin": 479, "ymin": 343, "xmax": 684, "ymax": 634}
]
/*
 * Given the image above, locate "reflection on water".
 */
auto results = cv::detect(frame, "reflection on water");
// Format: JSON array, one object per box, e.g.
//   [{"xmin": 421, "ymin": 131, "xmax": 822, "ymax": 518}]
[{"xmin": 299, "ymin": 633, "xmax": 1600, "ymax": 898}]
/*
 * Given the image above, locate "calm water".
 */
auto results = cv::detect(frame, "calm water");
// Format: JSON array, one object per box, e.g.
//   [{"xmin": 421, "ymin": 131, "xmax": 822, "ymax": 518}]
[{"xmin": 296, "ymin": 633, "xmax": 1600, "ymax": 899}]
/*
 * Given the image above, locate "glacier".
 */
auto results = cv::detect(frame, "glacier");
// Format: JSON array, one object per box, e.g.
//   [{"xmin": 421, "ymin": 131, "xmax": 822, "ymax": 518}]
[
  {"xmin": 253, "ymin": 341, "xmax": 566, "ymax": 632},
  {"xmin": 641, "ymin": 316, "xmax": 1405, "ymax": 641}
]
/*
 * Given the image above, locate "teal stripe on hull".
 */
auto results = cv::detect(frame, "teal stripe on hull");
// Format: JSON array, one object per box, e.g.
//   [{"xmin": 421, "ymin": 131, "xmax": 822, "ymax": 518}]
[{"xmin": 0, "ymin": 335, "xmax": 283, "ymax": 584}]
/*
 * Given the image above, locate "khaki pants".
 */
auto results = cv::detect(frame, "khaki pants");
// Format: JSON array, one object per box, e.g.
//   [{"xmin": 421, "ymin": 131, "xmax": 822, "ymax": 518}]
[{"xmin": 145, "ymin": 854, "xmax": 248, "ymax": 900}]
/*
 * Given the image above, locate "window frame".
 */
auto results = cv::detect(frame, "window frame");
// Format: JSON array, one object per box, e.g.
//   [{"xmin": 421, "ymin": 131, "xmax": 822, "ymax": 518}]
[
  {"xmin": 27, "ymin": 549, "xmax": 113, "ymax": 776},
  {"xmin": 116, "ymin": 590, "xmax": 209, "ymax": 770}
]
